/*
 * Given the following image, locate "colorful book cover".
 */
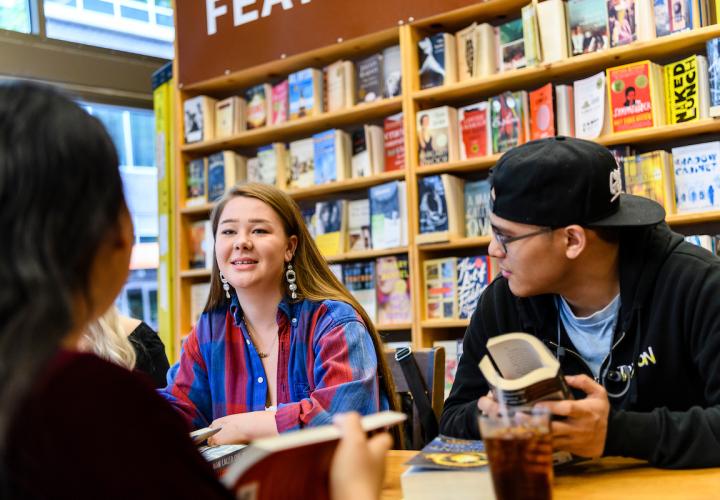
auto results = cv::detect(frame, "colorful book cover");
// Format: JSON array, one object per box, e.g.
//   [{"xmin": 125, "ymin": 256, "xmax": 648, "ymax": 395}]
[
  {"xmin": 490, "ymin": 91, "xmax": 525, "ymax": 154},
  {"xmin": 667, "ymin": 0, "xmax": 694, "ymax": 33},
  {"xmin": 207, "ymin": 152, "xmax": 228, "ymax": 202},
  {"xmin": 342, "ymin": 261, "xmax": 377, "ymax": 323},
  {"xmin": 245, "ymin": 84, "xmax": 269, "ymax": 129},
  {"xmin": 384, "ymin": 113, "xmax": 405, "ymax": 171},
  {"xmin": 406, "ymin": 435, "xmax": 487, "ymax": 470},
  {"xmin": 313, "ymin": 130, "xmax": 338, "ymax": 185},
  {"xmin": 288, "ymin": 68, "xmax": 318, "ymax": 120},
  {"xmin": 607, "ymin": 61, "xmax": 655, "ymax": 132},
  {"xmin": 529, "ymin": 83, "xmax": 556, "ymax": 140},
  {"xmin": 314, "ymin": 200, "xmax": 344, "ymax": 256},
  {"xmin": 350, "ymin": 127, "xmax": 370, "ymax": 177},
  {"xmin": 347, "ymin": 198, "xmax": 371, "ymax": 251},
  {"xmin": 623, "ymin": 151, "xmax": 672, "ymax": 209},
  {"xmin": 424, "ymin": 257, "xmax": 457, "ymax": 320},
  {"xmin": 654, "ymin": 0, "xmax": 672, "ymax": 36},
  {"xmin": 708, "ymin": 38, "xmax": 720, "ymax": 117},
  {"xmin": 418, "ymin": 175, "xmax": 449, "ymax": 234},
  {"xmin": 568, "ymin": 0, "xmax": 610, "ymax": 55},
  {"xmin": 665, "ymin": 55, "xmax": 701, "ymax": 124},
  {"xmin": 356, "ymin": 54, "xmax": 384, "ymax": 103},
  {"xmin": 464, "ymin": 179, "xmax": 492, "ymax": 237},
  {"xmin": 288, "ymin": 138, "xmax": 315, "ymax": 189},
  {"xmin": 188, "ymin": 220, "xmax": 212, "ymax": 269},
  {"xmin": 376, "ymin": 255, "xmax": 411, "ymax": 324},
  {"xmin": 608, "ymin": 0, "xmax": 637, "ymax": 47},
  {"xmin": 497, "ymin": 18, "xmax": 526, "ymax": 72},
  {"xmin": 573, "ymin": 72, "xmax": 607, "ymax": 139},
  {"xmin": 419, "ymin": 33, "xmax": 448, "ymax": 89},
  {"xmin": 609, "ymin": 145, "xmax": 636, "ymax": 191},
  {"xmin": 458, "ymin": 102, "xmax": 489, "ymax": 159},
  {"xmin": 417, "ymin": 106, "xmax": 453, "ymax": 165},
  {"xmin": 185, "ymin": 158, "xmax": 206, "ymax": 206},
  {"xmin": 672, "ymin": 142, "xmax": 720, "ymax": 213},
  {"xmin": 433, "ymin": 340, "xmax": 461, "ymax": 399},
  {"xmin": 271, "ymin": 80, "xmax": 289, "ymax": 125},
  {"xmin": 254, "ymin": 145, "xmax": 279, "ymax": 186},
  {"xmin": 383, "ymin": 45, "xmax": 403, "ymax": 98},
  {"xmin": 456, "ymin": 256, "xmax": 491, "ymax": 319},
  {"xmin": 370, "ymin": 181, "xmax": 403, "ymax": 249}
]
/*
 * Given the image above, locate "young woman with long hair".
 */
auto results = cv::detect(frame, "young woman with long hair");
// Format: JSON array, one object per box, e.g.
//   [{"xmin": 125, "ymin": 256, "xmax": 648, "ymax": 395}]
[{"xmin": 161, "ymin": 183, "xmax": 398, "ymax": 444}]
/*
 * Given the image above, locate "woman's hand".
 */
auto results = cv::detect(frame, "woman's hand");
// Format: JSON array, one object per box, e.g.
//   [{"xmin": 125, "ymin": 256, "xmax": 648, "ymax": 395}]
[{"xmin": 208, "ymin": 410, "xmax": 278, "ymax": 445}]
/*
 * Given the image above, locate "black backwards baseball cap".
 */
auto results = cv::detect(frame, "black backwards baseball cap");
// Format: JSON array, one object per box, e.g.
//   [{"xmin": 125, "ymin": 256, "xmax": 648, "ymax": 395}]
[{"xmin": 490, "ymin": 136, "xmax": 665, "ymax": 228}]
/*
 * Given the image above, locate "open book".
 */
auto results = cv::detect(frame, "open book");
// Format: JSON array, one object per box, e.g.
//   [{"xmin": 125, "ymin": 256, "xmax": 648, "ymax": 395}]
[
  {"xmin": 220, "ymin": 411, "xmax": 406, "ymax": 499},
  {"xmin": 478, "ymin": 332, "xmax": 572, "ymax": 406}
]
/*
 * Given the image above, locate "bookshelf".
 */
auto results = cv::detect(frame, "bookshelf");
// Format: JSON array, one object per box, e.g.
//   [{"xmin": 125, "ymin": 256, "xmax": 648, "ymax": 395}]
[{"xmin": 171, "ymin": 1, "xmax": 720, "ymax": 359}]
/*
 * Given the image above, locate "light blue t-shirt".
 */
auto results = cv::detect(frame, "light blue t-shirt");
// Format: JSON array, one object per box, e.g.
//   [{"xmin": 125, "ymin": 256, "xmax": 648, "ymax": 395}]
[{"xmin": 558, "ymin": 294, "xmax": 621, "ymax": 379}]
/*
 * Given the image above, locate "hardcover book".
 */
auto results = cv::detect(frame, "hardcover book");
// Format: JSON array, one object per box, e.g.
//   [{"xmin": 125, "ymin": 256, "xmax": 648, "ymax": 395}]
[
  {"xmin": 458, "ymin": 102, "xmax": 490, "ymax": 159},
  {"xmin": 573, "ymin": 71, "xmax": 608, "ymax": 139},
  {"xmin": 456, "ymin": 23, "xmax": 479, "ymax": 81},
  {"xmin": 478, "ymin": 332, "xmax": 573, "ymax": 407},
  {"xmin": 671, "ymin": 141, "xmax": 720, "ymax": 213},
  {"xmin": 707, "ymin": 38, "xmax": 720, "ymax": 118},
  {"xmin": 608, "ymin": 0, "xmax": 637, "ymax": 47},
  {"xmin": 418, "ymin": 33, "xmax": 457, "ymax": 89},
  {"xmin": 424, "ymin": 257, "xmax": 457, "ymax": 320},
  {"xmin": 184, "ymin": 95, "xmax": 217, "ymax": 144},
  {"xmin": 490, "ymin": 91, "xmax": 529, "ymax": 154},
  {"xmin": 417, "ymin": 106, "xmax": 459, "ymax": 166},
  {"xmin": 606, "ymin": 60, "xmax": 665, "ymax": 133},
  {"xmin": 313, "ymin": 129, "xmax": 351, "ymax": 185},
  {"xmin": 664, "ymin": 54, "xmax": 709, "ymax": 124},
  {"xmin": 529, "ymin": 83, "xmax": 556, "ymax": 141},
  {"xmin": 325, "ymin": 60, "xmax": 355, "ymax": 112},
  {"xmin": 384, "ymin": 112, "xmax": 405, "ymax": 171},
  {"xmin": 347, "ymin": 198, "xmax": 371, "ymax": 251},
  {"xmin": 555, "ymin": 84, "xmax": 576, "ymax": 136},
  {"xmin": 623, "ymin": 150, "xmax": 676, "ymax": 212},
  {"xmin": 417, "ymin": 174, "xmax": 465, "ymax": 244},
  {"xmin": 376, "ymin": 255, "xmax": 412, "ymax": 324},
  {"xmin": 245, "ymin": 83, "xmax": 272, "ymax": 129},
  {"xmin": 314, "ymin": 200, "xmax": 347, "ymax": 257},
  {"xmin": 271, "ymin": 80, "xmax": 289, "ymax": 125},
  {"xmin": 288, "ymin": 138, "xmax": 315, "ymax": 189},
  {"xmin": 185, "ymin": 158, "xmax": 207, "ymax": 206},
  {"xmin": 342, "ymin": 260, "xmax": 377, "ymax": 322},
  {"xmin": 521, "ymin": 3, "xmax": 542, "ymax": 67},
  {"xmin": 207, "ymin": 151, "xmax": 246, "ymax": 202},
  {"xmin": 350, "ymin": 127, "xmax": 371, "ymax": 178},
  {"xmin": 537, "ymin": 0, "xmax": 571, "ymax": 63},
  {"xmin": 369, "ymin": 180, "xmax": 407, "ymax": 249},
  {"xmin": 568, "ymin": 0, "xmax": 610, "ymax": 55},
  {"xmin": 251, "ymin": 143, "xmax": 288, "ymax": 188},
  {"xmin": 188, "ymin": 220, "xmax": 213, "ymax": 270},
  {"xmin": 199, "ymin": 444, "xmax": 247, "ymax": 477},
  {"xmin": 288, "ymin": 68, "xmax": 324, "ymax": 120},
  {"xmin": 497, "ymin": 18, "xmax": 526, "ymax": 72},
  {"xmin": 356, "ymin": 54, "xmax": 384, "ymax": 103},
  {"xmin": 464, "ymin": 179, "xmax": 492, "ymax": 238},
  {"xmin": 456, "ymin": 256, "xmax": 491, "ymax": 319},
  {"xmin": 215, "ymin": 96, "xmax": 246, "ymax": 138},
  {"xmin": 383, "ymin": 45, "xmax": 403, "ymax": 98}
]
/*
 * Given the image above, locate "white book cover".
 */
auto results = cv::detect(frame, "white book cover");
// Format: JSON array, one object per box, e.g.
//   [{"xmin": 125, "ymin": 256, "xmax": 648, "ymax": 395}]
[
  {"xmin": 289, "ymin": 138, "xmax": 315, "ymax": 189},
  {"xmin": 325, "ymin": 60, "xmax": 348, "ymax": 112},
  {"xmin": 256, "ymin": 145, "xmax": 280, "ymax": 186},
  {"xmin": 347, "ymin": 198, "xmax": 371, "ymax": 251},
  {"xmin": 573, "ymin": 72, "xmax": 606, "ymax": 139},
  {"xmin": 671, "ymin": 141, "xmax": 720, "ymax": 213}
]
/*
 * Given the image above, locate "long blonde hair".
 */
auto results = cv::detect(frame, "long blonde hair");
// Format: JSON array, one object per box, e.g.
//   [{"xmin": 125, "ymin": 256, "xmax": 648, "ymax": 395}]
[
  {"xmin": 83, "ymin": 306, "xmax": 136, "ymax": 370},
  {"xmin": 205, "ymin": 183, "xmax": 399, "ymax": 415}
]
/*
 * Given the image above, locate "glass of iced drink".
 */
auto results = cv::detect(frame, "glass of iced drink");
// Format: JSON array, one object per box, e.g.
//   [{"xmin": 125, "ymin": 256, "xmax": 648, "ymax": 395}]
[{"xmin": 479, "ymin": 406, "xmax": 553, "ymax": 500}]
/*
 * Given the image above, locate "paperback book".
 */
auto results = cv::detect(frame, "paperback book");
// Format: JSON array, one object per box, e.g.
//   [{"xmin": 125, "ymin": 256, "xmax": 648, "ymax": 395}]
[
  {"xmin": 215, "ymin": 96, "xmax": 246, "ymax": 138},
  {"xmin": 383, "ymin": 45, "xmax": 403, "ymax": 98},
  {"xmin": 184, "ymin": 95, "xmax": 216, "ymax": 144},
  {"xmin": 671, "ymin": 141, "xmax": 720, "ymax": 213},
  {"xmin": 384, "ymin": 113, "xmax": 405, "ymax": 171},
  {"xmin": 490, "ymin": 91, "xmax": 529, "ymax": 154},
  {"xmin": 376, "ymin": 255, "xmax": 412, "ymax": 324},
  {"xmin": 369, "ymin": 181, "xmax": 407, "ymax": 249},
  {"xmin": 313, "ymin": 129, "xmax": 350, "ymax": 184},
  {"xmin": 529, "ymin": 83, "xmax": 555, "ymax": 141},
  {"xmin": 245, "ymin": 83, "xmax": 272, "ymax": 129},
  {"xmin": 568, "ymin": 0, "xmax": 610, "ymax": 55},
  {"xmin": 464, "ymin": 179, "xmax": 492, "ymax": 238},
  {"xmin": 185, "ymin": 158, "xmax": 207, "ymax": 206},
  {"xmin": 207, "ymin": 151, "xmax": 246, "ymax": 202},
  {"xmin": 707, "ymin": 38, "xmax": 720, "ymax": 118},
  {"xmin": 417, "ymin": 174, "xmax": 465, "ymax": 244},
  {"xmin": 606, "ymin": 60, "xmax": 665, "ymax": 133},
  {"xmin": 314, "ymin": 200, "xmax": 347, "ymax": 256},
  {"xmin": 456, "ymin": 256, "xmax": 491, "ymax": 319},
  {"xmin": 424, "ymin": 257, "xmax": 457, "ymax": 320},
  {"xmin": 347, "ymin": 198, "xmax": 371, "ymax": 251},
  {"xmin": 497, "ymin": 18, "xmax": 526, "ymax": 72},
  {"xmin": 342, "ymin": 260, "xmax": 377, "ymax": 322},
  {"xmin": 356, "ymin": 54, "xmax": 384, "ymax": 103},
  {"xmin": 458, "ymin": 102, "xmax": 490, "ymax": 159},
  {"xmin": 271, "ymin": 80, "xmax": 289, "ymax": 125},
  {"xmin": 573, "ymin": 71, "xmax": 608, "ymax": 139},
  {"xmin": 623, "ymin": 150, "xmax": 675, "ymax": 212},
  {"xmin": 417, "ymin": 106, "xmax": 459, "ymax": 166},
  {"xmin": 418, "ymin": 33, "xmax": 457, "ymax": 89},
  {"xmin": 664, "ymin": 54, "xmax": 709, "ymax": 124},
  {"xmin": 288, "ymin": 68, "xmax": 323, "ymax": 119},
  {"xmin": 288, "ymin": 138, "xmax": 315, "ymax": 189},
  {"xmin": 608, "ymin": 0, "xmax": 637, "ymax": 47}
]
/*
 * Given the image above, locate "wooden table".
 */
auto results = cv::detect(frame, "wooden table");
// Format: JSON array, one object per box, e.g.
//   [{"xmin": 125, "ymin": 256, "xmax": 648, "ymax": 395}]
[{"xmin": 381, "ymin": 450, "xmax": 720, "ymax": 499}]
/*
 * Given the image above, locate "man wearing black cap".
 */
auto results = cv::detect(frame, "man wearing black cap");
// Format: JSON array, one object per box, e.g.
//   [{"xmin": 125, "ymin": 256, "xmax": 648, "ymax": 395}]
[{"xmin": 440, "ymin": 136, "xmax": 720, "ymax": 468}]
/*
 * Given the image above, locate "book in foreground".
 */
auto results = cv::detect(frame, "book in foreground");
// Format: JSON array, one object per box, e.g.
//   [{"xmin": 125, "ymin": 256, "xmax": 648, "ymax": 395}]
[
  {"xmin": 478, "ymin": 332, "xmax": 572, "ymax": 407},
  {"xmin": 222, "ymin": 411, "xmax": 406, "ymax": 500},
  {"xmin": 401, "ymin": 435, "xmax": 493, "ymax": 500}
]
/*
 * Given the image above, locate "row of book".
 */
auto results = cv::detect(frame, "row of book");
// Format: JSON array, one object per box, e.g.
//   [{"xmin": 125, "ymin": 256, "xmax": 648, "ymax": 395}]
[
  {"xmin": 420, "ymin": 0, "xmax": 715, "ymax": 89},
  {"xmin": 418, "ymin": 47, "xmax": 720, "ymax": 164},
  {"xmin": 424, "ymin": 255, "xmax": 493, "ymax": 321},
  {"xmin": 685, "ymin": 234, "xmax": 720, "ymax": 253},
  {"xmin": 184, "ymin": 113, "xmax": 405, "ymax": 205},
  {"xmin": 183, "ymin": 45, "xmax": 401, "ymax": 144}
]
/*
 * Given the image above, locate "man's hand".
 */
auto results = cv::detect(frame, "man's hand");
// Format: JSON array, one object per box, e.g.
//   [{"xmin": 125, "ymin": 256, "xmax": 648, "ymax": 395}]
[
  {"xmin": 477, "ymin": 391, "xmax": 498, "ymax": 416},
  {"xmin": 208, "ymin": 410, "xmax": 278, "ymax": 445},
  {"xmin": 536, "ymin": 375, "xmax": 610, "ymax": 458}
]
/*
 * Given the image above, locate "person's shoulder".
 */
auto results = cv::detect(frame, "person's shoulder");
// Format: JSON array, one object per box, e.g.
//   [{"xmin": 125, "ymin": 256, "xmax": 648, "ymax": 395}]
[{"xmin": 301, "ymin": 298, "xmax": 363, "ymax": 326}]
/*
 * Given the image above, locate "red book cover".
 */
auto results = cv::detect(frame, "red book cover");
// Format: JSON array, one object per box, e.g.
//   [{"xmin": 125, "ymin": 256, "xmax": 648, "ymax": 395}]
[
  {"xmin": 271, "ymin": 80, "xmax": 289, "ymax": 125},
  {"xmin": 607, "ymin": 61, "xmax": 654, "ymax": 132},
  {"xmin": 529, "ymin": 83, "xmax": 556, "ymax": 140},
  {"xmin": 383, "ymin": 112, "xmax": 405, "ymax": 171},
  {"xmin": 458, "ymin": 102, "xmax": 489, "ymax": 159}
]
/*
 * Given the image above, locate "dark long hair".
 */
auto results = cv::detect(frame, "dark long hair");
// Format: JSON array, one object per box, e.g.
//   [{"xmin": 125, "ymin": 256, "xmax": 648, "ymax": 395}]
[
  {"xmin": 0, "ymin": 82, "xmax": 126, "ymax": 469},
  {"xmin": 205, "ymin": 184, "xmax": 400, "ymax": 420}
]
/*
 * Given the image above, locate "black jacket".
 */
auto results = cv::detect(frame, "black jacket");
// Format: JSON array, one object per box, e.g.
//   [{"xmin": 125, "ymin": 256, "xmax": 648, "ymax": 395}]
[{"xmin": 439, "ymin": 223, "xmax": 720, "ymax": 468}]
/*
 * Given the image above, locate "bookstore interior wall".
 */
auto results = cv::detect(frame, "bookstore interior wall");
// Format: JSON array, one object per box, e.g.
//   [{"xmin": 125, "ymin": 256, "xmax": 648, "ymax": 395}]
[{"xmin": 173, "ymin": 0, "xmax": 720, "ymax": 392}]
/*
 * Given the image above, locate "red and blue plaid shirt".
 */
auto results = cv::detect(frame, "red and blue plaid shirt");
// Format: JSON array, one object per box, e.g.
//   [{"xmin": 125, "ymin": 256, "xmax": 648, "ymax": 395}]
[{"xmin": 160, "ymin": 296, "xmax": 389, "ymax": 432}]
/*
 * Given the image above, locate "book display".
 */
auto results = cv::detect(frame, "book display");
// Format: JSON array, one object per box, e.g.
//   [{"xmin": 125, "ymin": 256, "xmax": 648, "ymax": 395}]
[{"xmin": 171, "ymin": 0, "xmax": 720, "ymax": 358}]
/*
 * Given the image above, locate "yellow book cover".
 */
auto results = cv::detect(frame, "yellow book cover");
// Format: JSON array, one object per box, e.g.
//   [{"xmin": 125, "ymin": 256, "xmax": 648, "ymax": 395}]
[
  {"xmin": 664, "ymin": 55, "xmax": 701, "ymax": 124},
  {"xmin": 624, "ymin": 151, "xmax": 674, "ymax": 212},
  {"xmin": 606, "ymin": 60, "xmax": 664, "ymax": 133},
  {"xmin": 423, "ymin": 257, "xmax": 457, "ymax": 320}
]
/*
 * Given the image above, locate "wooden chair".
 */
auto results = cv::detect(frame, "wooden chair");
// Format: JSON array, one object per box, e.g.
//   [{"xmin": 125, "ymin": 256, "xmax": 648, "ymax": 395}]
[{"xmin": 385, "ymin": 347, "xmax": 445, "ymax": 450}]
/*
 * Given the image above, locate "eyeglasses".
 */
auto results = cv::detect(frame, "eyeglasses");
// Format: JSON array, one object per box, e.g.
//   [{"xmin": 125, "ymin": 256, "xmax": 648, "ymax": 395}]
[{"xmin": 492, "ymin": 227, "xmax": 555, "ymax": 254}]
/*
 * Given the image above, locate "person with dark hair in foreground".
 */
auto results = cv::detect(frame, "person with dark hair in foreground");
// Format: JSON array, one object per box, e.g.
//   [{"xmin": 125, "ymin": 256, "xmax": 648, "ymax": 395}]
[
  {"xmin": 0, "ymin": 81, "xmax": 389, "ymax": 498},
  {"xmin": 440, "ymin": 136, "xmax": 720, "ymax": 468}
]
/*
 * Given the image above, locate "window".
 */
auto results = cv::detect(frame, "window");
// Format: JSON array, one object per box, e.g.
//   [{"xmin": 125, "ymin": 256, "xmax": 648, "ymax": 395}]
[
  {"xmin": 43, "ymin": 0, "xmax": 173, "ymax": 59},
  {"xmin": 0, "ymin": 0, "xmax": 32, "ymax": 33}
]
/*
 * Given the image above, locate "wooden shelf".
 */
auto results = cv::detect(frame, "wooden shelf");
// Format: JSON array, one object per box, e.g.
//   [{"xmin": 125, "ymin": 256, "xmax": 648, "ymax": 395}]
[
  {"xmin": 181, "ymin": 97, "xmax": 403, "ymax": 155},
  {"xmin": 326, "ymin": 246, "xmax": 409, "ymax": 263},
  {"xmin": 667, "ymin": 210, "xmax": 720, "ymax": 226},
  {"xmin": 421, "ymin": 319, "xmax": 469, "ymax": 329},
  {"xmin": 418, "ymin": 236, "xmax": 492, "ymax": 252},
  {"xmin": 596, "ymin": 119, "xmax": 720, "ymax": 148},
  {"xmin": 413, "ymin": 24, "xmax": 720, "ymax": 105},
  {"xmin": 180, "ymin": 269, "xmax": 211, "ymax": 279},
  {"xmin": 376, "ymin": 322, "xmax": 412, "ymax": 331},
  {"xmin": 181, "ymin": 203, "xmax": 214, "ymax": 216},
  {"xmin": 288, "ymin": 170, "xmax": 405, "ymax": 201},
  {"xmin": 415, "ymin": 155, "xmax": 500, "ymax": 177}
]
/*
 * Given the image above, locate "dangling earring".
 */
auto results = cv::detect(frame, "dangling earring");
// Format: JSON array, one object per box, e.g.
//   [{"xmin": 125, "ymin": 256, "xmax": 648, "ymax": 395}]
[
  {"xmin": 286, "ymin": 263, "xmax": 297, "ymax": 300},
  {"xmin": 220, "ymin": 272, "xmax": 231, "ymax": 299}
]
